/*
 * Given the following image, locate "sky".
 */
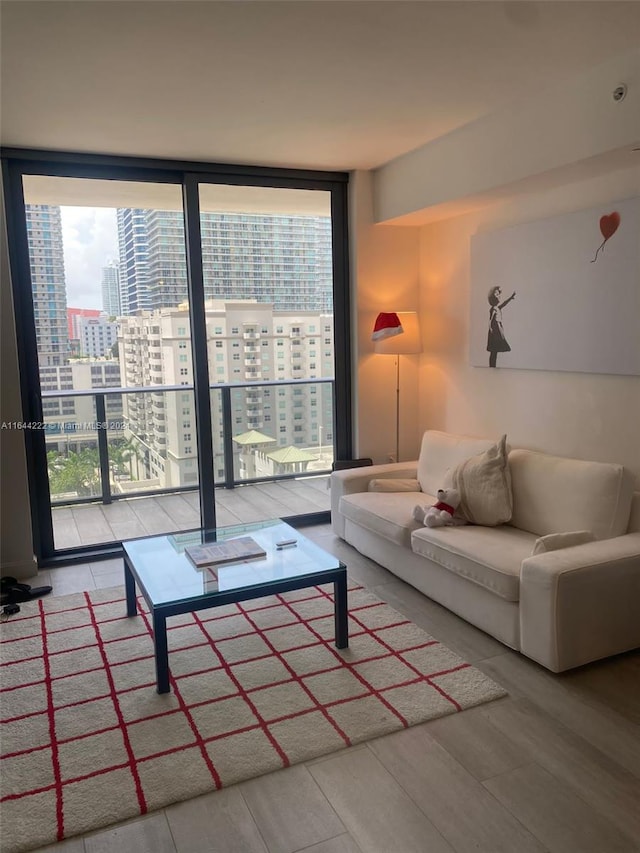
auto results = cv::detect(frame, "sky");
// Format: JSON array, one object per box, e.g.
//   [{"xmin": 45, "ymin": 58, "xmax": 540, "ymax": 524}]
[{"xmin": 61, "ymin": 207, "xmax": 119, "ymax": 310}]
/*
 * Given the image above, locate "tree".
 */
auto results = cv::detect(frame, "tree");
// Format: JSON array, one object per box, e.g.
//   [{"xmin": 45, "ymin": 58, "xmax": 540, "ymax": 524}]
[
  {"xmin": 48, "ymin": 448, "xmax": 101, "ymax": 497},
  {"xmin": 109, "ymin": 438, "xmax": 137, "ymax": 480}
]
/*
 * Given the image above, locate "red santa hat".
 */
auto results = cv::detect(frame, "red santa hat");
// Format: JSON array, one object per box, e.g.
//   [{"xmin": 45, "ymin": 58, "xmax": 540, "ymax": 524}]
[{"xmin": 372, "ymin": 312, "xmax": 403, "ymax": 341}]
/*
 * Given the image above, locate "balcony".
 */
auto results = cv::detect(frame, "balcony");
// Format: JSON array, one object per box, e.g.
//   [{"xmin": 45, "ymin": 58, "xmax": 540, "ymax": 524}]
[
  {"xmin": 51, "ymin": 476, "xmax": 330, "ymax": 549},
  {"xmin": 44, "ymin": 378, "xmax": 335, "ymax": 552}
]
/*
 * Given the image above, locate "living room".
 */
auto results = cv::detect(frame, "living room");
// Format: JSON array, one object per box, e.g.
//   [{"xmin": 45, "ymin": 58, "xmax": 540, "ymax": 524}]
[{"xmin": 1, "ymin": 3, "xmax": 639, "ymax": 852}]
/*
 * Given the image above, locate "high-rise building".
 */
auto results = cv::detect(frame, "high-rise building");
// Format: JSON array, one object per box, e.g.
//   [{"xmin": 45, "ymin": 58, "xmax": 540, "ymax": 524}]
[
  {"xmin": 25, "ymin": 204, "xmax": 69, "ymax": 366},
  {"xmin": 116, "ymin": 209, "xmax": 333, "ymax": 314},
  {"xmin": 118, "ymin": 301, "xmax": 334, "ymax": 487},
  {"xmin": 117, "ymin": 208, "xmax": 150, "ymax": 315},
  {"xmin": 101, "ymin": 261, "xmax": 121, "ymax": 316}
]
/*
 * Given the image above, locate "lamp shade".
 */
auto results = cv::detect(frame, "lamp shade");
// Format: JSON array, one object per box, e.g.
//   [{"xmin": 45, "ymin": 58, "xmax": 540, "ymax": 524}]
[{"xmin": 373, "ymin": 311, "xmax": 422, "ymax": 354}]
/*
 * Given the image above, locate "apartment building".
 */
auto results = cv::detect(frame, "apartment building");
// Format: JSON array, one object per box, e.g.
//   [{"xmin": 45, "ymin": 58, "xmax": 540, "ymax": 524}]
[
  {"xmin": 76, "ymin": 313, "xmax": 118, "ymax": 358},
  {"xmin": 25, "ymin": 204, "xmax": 69, "ymax": 367},
  {"xmin": 117, "ymin": 208, "xmax": 333, "ymax": 313},
  {"xmin": 40, "ymin": 360, "xmax": 123, "ymax": 455},
  {"xmin": 118, "ymin": 300, "xmax": 334, "ymax": 487}
]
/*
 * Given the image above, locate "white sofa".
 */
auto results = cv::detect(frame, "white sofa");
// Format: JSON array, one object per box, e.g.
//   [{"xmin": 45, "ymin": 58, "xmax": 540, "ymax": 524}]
[{"xmin": 331, "ymin": 430, "xmax": 640, "ymax": 672}]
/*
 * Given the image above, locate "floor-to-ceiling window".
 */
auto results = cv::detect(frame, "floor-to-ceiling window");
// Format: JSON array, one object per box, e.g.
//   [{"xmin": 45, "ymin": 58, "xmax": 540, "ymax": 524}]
[
  {"xmin": 198, "ymin": 183, "xmax": 337, "ymax": 522},
  {"xmin": 1, "ymin": 151, "xmax": 350, "ymax": 566}
]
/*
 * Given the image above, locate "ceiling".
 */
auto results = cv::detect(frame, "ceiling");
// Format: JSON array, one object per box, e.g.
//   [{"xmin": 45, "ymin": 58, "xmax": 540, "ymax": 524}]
[{"xmin": 1, "ymin": 1, "xmax": 640, "ymax": 172}]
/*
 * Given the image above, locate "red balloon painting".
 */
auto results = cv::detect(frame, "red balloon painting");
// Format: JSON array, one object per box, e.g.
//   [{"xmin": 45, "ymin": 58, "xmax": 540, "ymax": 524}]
[{"xmin": 591, "ymin": 211, "xmax": 621, "ymax": 262}]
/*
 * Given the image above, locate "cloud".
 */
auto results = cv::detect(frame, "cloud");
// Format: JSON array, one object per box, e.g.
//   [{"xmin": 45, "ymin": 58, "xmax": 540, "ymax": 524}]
[{"xmin": 61, "ymin": 207, "xmax": 118, "ymax": 309}]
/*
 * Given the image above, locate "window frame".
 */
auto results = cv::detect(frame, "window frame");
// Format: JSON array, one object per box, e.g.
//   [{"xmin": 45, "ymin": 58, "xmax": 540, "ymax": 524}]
[{"xmin": 1, "ymin": 147, "xmax": 351, "ymax": 566}]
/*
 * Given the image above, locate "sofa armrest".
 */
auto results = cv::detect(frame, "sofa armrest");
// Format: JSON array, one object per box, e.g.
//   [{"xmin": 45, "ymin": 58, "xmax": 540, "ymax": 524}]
[
  {"xmin": 519, "ymin": 533, "xmax": 640, "ymax": 672},
  {"xmin": 330, "ymin": 461, "xmax": 418, "ymax": 538}
]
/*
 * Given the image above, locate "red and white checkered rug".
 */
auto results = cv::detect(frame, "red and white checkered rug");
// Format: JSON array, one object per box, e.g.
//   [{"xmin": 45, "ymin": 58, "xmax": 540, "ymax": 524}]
[{"xmin": 1, "ymin": 582, "xmax": 505, "ymax": 852}]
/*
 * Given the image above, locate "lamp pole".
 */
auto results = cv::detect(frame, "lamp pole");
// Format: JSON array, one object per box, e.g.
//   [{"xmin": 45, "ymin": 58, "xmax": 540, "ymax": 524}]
[
  {"xmin": 395, "ymin": 356, "xmax": 400, "ymax": 463},
  {"xmin": 372, "ymin": 311, "xmax": 422, "ymax": 467}
]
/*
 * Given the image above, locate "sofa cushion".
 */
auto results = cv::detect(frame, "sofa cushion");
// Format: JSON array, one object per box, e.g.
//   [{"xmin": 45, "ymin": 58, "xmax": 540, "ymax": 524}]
[
  {"xmin": 448, "ymin": 435, "xmax": 512, "ymax": 526},
  {"xmin": 509, "ymin": 449, "xmax": 634, "ymax": 540},
  {"xmin": 532, "ymin": 530, "xmax": 596, "ymax": 555},
  {"xmin": 417, "ymin": 431, "xmax": 497, "ymax": 497},
  {"xmin": 411, "ymin": 524, "xmax": 537, "ymax": 601},
  {"xmin": 339, "ymin": 491, "xmax": 427, "ymax": 548}
]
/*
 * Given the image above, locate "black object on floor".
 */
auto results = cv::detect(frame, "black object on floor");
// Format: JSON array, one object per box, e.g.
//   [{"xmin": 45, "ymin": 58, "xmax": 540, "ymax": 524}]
[
  {"xmin": 331, "ymin": 458, "xmax": 373, "ymax": 471},
  {"xmin": 1, "ymin": 577, "xmax": 52, "ymax": 604}
]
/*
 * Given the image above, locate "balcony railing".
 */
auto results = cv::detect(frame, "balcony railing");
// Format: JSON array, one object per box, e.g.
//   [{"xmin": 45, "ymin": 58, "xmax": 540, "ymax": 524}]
[{"xmin": 42, "ymin": 377, "xmax": 335, "ymax": 508}]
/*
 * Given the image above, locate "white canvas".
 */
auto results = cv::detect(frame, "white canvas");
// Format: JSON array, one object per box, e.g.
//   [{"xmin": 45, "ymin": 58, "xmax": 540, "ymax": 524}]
[{"xmin": 469, "ymin": 196, "xmax": 640, "ymax": 375}]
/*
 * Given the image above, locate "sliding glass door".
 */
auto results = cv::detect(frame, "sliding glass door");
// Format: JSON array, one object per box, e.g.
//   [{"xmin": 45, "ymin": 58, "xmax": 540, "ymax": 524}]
[
  {"xmin": 20, "ymin": 175, "xmax": 202, "ymax": 552},
  {"xmin": 197, "ymin": 182, "xmax": 337, "ymax": 525},
  {"xmin": 2, "ymin": 151, "xmax": 350, "ymax": 565}
]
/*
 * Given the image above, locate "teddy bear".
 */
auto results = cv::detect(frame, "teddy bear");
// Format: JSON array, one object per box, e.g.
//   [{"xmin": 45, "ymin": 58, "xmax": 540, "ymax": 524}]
[{"xmin": 413, "ymin": 488, "xmax": 463, "ymax": 528}]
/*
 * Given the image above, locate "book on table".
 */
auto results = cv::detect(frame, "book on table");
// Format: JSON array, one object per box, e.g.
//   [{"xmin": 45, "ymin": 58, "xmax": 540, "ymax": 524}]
[{"xmin": 185, "ymin": 535, "xmax": 267, "ymax": 569}]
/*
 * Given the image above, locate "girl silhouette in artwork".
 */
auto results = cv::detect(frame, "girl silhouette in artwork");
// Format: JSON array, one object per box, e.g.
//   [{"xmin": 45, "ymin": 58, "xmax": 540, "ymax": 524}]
[{"xmin": 487, "ymin": 286, "xmax": 516, "ymax": 368}]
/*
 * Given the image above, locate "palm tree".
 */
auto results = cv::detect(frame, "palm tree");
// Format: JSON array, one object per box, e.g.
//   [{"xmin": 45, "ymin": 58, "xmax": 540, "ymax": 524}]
[
  {"xmin": 108, "ymin": 438, "xmax": 136, "ymax": 481},
  {"xmin": 48, "ymin": 448, "xmax": 101, "ymax": 497}
]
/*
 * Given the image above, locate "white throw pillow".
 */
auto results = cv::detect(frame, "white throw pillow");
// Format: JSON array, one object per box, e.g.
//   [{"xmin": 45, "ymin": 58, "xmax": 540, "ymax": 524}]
[
  {"xmin": 447, "ymin": 434, "xmax": 512, "ymax": 526},
  {"xmin": 368, "ymin": 478, "xmax": 421, "ymax": 493},
  {"xmin": 532, "ymin": 530, "xmax": 596, "ymax": 555}
]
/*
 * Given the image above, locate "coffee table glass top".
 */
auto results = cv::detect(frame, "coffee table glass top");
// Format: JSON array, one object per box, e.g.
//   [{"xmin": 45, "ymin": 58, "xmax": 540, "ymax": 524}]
[{"xmin": 123, "ymin": 519, "xmax": 343, "ymax": 606}]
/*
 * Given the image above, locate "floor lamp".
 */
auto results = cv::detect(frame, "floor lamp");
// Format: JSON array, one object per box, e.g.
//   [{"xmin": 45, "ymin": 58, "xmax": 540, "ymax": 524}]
[{"xmin": 372, "ymin": 311, "xmax": 422, "ymax": 463}]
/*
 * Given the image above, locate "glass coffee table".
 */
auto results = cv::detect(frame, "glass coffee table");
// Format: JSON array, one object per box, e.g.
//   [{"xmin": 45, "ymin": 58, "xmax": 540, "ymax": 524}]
[{"xmin": 122, "ymin": 519, "xmax": 348, "ymax": 693}]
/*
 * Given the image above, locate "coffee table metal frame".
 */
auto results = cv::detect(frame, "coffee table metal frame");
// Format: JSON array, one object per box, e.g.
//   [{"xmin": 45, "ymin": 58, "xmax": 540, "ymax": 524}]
[{"xmin": 123, "ymin": 533, "xmax": 348, "ymax": 694}]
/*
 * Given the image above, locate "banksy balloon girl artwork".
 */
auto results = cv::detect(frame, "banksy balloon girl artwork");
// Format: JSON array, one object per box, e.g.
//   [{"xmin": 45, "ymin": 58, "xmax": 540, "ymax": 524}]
[{"xmin": 469, "ymin": 196, "xmax": 639, "ymax": 376}]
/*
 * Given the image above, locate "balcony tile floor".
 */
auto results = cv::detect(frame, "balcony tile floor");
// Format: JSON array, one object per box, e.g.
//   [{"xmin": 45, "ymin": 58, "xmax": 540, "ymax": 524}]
[{"xmin": 52, "ymin": 475, "xmax": 330, "ymax": 550}]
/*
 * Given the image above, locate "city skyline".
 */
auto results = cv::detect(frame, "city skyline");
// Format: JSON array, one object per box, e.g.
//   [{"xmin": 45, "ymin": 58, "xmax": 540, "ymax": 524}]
[
  {"xmin": 24, "ymin": 199, "xmax": 337, "ymax": 548},
  {"xmin": 60, "ymin": 205, "xmax": 334, "ymax": 315},
  {"xmin": 29, "ymin": 201, "xmax": 335, "ymax": 372}
]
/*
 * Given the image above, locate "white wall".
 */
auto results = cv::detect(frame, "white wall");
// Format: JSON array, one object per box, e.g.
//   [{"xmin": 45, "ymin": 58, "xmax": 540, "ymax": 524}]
[
  {"xmin": 417, "ymin": 165, "xmax": 640, "ymax": 486},
  {"xmin": 357, "ymin": 47, "xmax": 640, "ymax": 475},
  {"xmin": 375, "ymin": 49, "xmax": 640, "ymax": 224},
  {"xmin": 349, "ymin": 171, "xmax": 421, "ymax": 464}
]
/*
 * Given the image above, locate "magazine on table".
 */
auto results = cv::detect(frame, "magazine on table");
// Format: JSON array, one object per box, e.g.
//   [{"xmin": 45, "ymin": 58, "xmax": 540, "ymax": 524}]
[{"xmin": 185, "ymin": 535, "xmax": 267, "ymax": 569}]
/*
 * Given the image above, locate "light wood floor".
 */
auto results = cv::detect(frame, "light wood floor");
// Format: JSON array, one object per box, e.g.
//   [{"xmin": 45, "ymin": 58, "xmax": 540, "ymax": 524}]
[
  {"xmin": 31, "ymin": 523, "xmax": 640, "ymax": 853},
  {"xmin": 52, "ymin": 476, "xmax": 331, "ymax": 550}
]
